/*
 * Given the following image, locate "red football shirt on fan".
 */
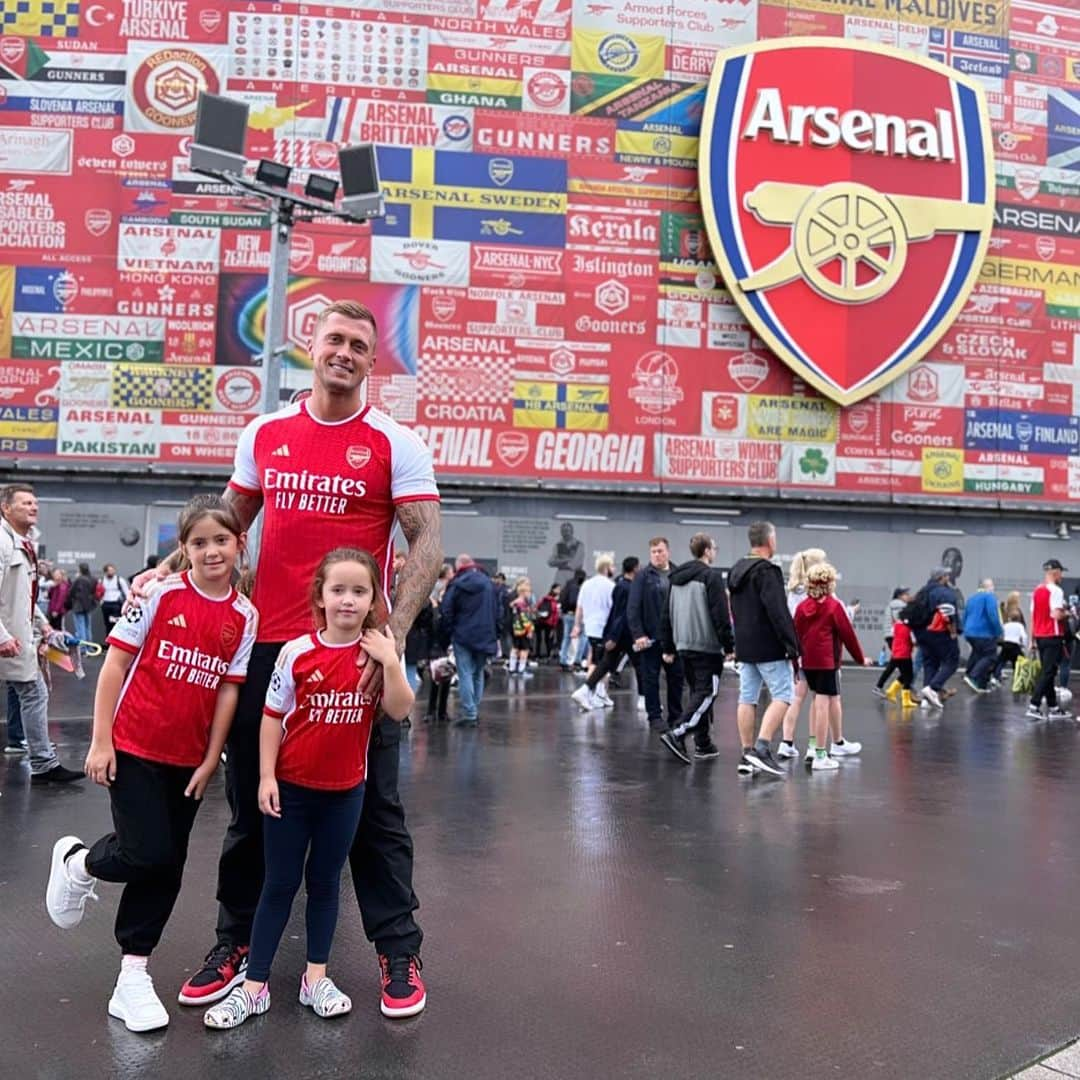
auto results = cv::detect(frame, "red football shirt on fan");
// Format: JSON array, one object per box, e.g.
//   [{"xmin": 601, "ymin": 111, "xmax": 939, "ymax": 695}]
[
  {"xmin": 229, "ymin": 401, "xmax": 439, "ymax": 643},
  {"xmin": 263, "ymin": 632, "xmax": 379, "ymax": 791},
  {"xmin": 107, "ymin": 573, "xmax": 259, "ymax": 767},
  {"xmin": 1031, "ymin": 582, "xmax": 1065, "ymax": 639}
]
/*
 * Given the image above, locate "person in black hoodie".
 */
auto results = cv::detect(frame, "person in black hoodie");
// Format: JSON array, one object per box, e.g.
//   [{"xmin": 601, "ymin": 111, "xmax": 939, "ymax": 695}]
[
  {"xmin": 727, "ymin": 521, "xmax": 800, "ymax": 778},
  {"xmin": 570, "ymin": 556, "xmax": 639, "ymax": 710},
  {"xmin": 628, "ymin": 537, "xmax": 683, "ymax": 731},
  {"xmin": 658, "ymin": 533, "xmax": 734, "ymax": 764}
]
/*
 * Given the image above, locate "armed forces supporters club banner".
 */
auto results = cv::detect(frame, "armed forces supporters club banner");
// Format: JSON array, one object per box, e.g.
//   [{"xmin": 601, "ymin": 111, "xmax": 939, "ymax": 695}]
[{"xmin": 0, "ymin": 0, "xmax": 1078, "ymax": 507}]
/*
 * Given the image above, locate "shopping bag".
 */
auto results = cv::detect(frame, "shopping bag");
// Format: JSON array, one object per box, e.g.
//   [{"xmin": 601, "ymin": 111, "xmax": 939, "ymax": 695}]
[{"xmin": 1012, "ymin": 655, "xmax": 1040, "ymax": 694}]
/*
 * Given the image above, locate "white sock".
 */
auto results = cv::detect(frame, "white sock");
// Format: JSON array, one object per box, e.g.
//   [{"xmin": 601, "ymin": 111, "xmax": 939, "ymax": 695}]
[
  {"xmin": 121, "ymin": 954, "xmax": 149, "ymax": 973},
  {"xmin": 68, "ymin": 847, "xmax": 93, "ymax": 884}
]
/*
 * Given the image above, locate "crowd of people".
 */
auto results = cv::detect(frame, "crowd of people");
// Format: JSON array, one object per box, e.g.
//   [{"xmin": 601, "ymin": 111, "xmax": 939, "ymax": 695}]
[{"xmin": 2, "ymin": 298, "xmax": 1078, "ymax": 1047}]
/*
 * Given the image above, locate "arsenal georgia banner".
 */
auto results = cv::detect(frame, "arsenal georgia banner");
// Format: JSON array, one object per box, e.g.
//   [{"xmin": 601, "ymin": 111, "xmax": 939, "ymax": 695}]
[{"xmin": 699, "ymin": 39, "xmax": 995, "ymax": 407}]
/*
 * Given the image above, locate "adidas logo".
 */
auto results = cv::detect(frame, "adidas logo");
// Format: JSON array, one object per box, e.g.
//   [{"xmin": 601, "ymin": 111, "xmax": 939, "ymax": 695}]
[
  {"xmin": 271, "ymin": 445, "xmax": 291, "ymax": 457},
  {"xmin": 309, "ymin": 668, "xmax": 324, "ymax": 683},
  {"xmin": 167, "ymin": 614, "xmax": 188, "ymax": 629}
]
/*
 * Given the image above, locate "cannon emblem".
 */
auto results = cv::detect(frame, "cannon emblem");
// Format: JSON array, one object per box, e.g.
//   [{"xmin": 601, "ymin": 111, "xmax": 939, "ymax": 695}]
[{"xmin": 739, "ymin": 181, "xmax": 991, "ymax": 304}]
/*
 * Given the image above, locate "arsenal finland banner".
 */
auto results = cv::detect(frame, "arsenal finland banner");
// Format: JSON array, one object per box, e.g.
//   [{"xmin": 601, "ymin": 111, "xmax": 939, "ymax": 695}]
[{"xmin": 699, "ymin": 40, "xmax": 995, "ymax": 406}]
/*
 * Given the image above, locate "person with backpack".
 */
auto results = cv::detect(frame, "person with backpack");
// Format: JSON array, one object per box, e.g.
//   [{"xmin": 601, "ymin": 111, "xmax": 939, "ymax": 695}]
[{"xmin": 907, "ymin": 567, "xmax": 962, "ymax": 709}]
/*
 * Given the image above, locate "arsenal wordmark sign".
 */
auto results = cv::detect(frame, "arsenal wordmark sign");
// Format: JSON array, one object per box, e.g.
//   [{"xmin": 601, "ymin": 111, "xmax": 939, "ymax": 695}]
[{"xmin": 699, "ymin": 39, "xmax": 994, "ymax": 407}]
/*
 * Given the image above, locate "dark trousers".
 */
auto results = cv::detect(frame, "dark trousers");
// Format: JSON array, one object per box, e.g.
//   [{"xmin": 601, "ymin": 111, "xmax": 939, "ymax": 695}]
[
  {"xmin": 86, "ymin": 750, "xmax": 200, "ymax": 956},
  {"xmin": 1032, "ymin": 636, "xmax": 1065, "ymax": 708},
  {"xmin": 877, "ymin": 657, "xmax": 914, "ymax": 690},
  {"xmin": 217, "ymin": 643, "xmax": 422, "ymax": 957},
  {"xmin": 965, "ymin": 636, "xmax": 998, "ymax": 688},
  {"xmin": 639, "ymin": 643, "xmax": 684, "ymax": 728},
  {"xmin": 670, "ymin": 651, "xmax": 723, "ymax": 746},
  {"xmin": 585, "ymin": 642, "xmax": 630, "ymax": 691},
  {"xmin": 915, "ymin": 630, "xmax": 959, "ymax": 691},
  {"xmin": 996, "ymin": 642, "xmax": 1021, "ymax": 678},
  {"xmin": 247, "ymin": 780, "xmax": 365, "ymax": 983},
  {"xmin": 1059, "ymin": 638, "xmax": 1074, "ymax": 689},
  {"xmin": 101, "ymin": 600, "xmax": 123, "ymax": 634},
  {"xmin": 426, "ymin": 673, "xmax": 450, "ymax": 719}
]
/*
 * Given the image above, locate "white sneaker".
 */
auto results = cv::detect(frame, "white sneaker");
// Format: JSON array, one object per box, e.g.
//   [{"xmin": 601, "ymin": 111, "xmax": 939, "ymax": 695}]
[
  {"xmin": 811, "ymin": 754, "xmax": 839, "ymax": 771},
  {"xmin": 109, "ymin": 967, "xmax": 170, "ymax": 1032},
  {"xmin": 204, "ymin": 984, "xmax": 270, "ymax": 1029},
  {"xmin": 829, "ymin": 740, "xmax": 862, "ymax": 757},
  {"xmin": 571, "ymin": 685, "xmax": 600, "ymax": 711},
  {"xmin": 637, "ymin": 696, "xmax": 647, "ymax": 712},
  {"xmin": 921, "ymin": 686, "xmax": 943, "ymax": 708},
  {"xmin": 776, "ymin": 742, "xmax": 799, "ymax": 759},
  {"xmin": 595, "ymin": 688, "xmax": 615, "ymax": 708},
  {"xmin": 46, "ymin": 836, "xmax": 98, "ymax": 929},
  {"xmin": 299, "ymin": 974, "xmax": 352, "ymax": 1018},
  {"xmin": 804, "ymin": 745, "xmax": 817, "ymax": 763}
]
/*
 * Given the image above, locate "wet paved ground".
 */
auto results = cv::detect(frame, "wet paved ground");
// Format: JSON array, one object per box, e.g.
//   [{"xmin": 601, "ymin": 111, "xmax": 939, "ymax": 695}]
[{"xmin": 4, "ymin": 660, "xmax": 1080, "ymax": 1079}]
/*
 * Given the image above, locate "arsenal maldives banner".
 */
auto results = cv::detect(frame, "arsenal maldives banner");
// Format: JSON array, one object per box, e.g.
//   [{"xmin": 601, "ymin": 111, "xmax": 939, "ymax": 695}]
[{"xmin": 2, "ymin": 1, "xmax": 1080, "ymax": 507}]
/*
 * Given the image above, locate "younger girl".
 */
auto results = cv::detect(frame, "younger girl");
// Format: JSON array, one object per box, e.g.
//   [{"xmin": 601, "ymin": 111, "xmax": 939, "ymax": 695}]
[
  {"xmin": 45, "ymin": 495, "xmax": 257, "ymax": 1032},
  {"xmin": 508, "ymin": 576, "xmax": 535, "ymax": 678},
  {"xmin": 793, "ymin": 563, "xmax": 870, "ymax": 771},
  {"xmin": 204, "ymin": 547, "xmax": 414, "ymax": 1029}
]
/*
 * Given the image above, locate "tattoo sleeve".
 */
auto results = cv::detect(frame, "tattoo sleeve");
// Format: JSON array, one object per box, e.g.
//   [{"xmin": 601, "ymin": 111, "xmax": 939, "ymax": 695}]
[
  {"xmin": 388, "ymin": 500, "xmax": 443, "ymax": 649},
  {"xmin": 222, "ymin": 486, "xmax": 264, "ymax": 532}
]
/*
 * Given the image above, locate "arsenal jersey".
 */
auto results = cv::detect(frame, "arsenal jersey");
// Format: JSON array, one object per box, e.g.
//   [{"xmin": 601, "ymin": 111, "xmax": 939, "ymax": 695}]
[
  {"xmin": 264, "ymin": 632, "xmax": 379, "ymax": 791},
  {"xmin": 107, "ymin": 573, "xmax": 258, "ymax": 767},
  {"xmin": 229, "ymin": 401, "xmax": 439, "ymax": 643}
]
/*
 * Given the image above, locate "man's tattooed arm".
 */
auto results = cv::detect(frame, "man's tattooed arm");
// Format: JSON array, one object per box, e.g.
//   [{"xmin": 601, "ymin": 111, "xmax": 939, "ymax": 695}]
[{"xmin": 387, "ymin": 500, "xmax": 443, "ymax": 652}]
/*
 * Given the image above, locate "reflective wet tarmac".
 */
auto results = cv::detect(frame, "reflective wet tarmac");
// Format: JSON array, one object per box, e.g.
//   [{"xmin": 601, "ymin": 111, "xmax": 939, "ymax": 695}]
[{"xmin": 3, "ymin": 662, "xmax": 1078, "ymax": 1079}]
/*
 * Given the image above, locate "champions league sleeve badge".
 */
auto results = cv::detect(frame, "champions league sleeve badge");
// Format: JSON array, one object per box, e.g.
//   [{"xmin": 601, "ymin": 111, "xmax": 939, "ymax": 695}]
[{"xmin": 698, "ymin": 39, "xmax": 995, "ymax": 407}]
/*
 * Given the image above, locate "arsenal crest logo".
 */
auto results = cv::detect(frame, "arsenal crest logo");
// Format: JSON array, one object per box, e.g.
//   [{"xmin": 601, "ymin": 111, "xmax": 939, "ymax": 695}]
[
  {"xmin": 700, "ymin": 40, "xmax": 994, "ymax": 406},
  {"xmin": 346, "ymin": 445, "xmax": 371, "ymax": 470}
]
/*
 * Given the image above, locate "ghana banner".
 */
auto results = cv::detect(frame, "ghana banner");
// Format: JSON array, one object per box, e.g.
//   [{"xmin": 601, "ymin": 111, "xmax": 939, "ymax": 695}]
[{"xmin": 0, "ymin": 0, "xmax": 1078, "ymax": 506}]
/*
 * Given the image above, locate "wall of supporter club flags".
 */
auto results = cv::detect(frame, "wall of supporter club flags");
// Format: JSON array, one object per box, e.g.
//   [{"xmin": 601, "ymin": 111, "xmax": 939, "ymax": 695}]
[{"xmin": 0, "ymin": 0, "xmax": 1078, "ymax": 506}]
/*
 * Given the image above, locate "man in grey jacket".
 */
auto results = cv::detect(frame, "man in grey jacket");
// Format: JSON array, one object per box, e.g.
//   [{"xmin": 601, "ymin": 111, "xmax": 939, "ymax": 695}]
[
  {"xmin": 0, "ymin": 484, "xmax": 83, "ymax": 784},
  {"xmin": 658, "ymin": 533, "xmax": 734, "ymax": 763}
]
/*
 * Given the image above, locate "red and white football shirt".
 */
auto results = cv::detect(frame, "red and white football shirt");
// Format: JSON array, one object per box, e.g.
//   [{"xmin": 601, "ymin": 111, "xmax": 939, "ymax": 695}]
[
  {"xmin": 264, "ymin": 632, "xmax": 379, "ymax": 791},
  {"xmin": 107, "ymin": 573, "xmax": 258, "ymax": 767},
  {"xmin": 229, "ymin": 401, "xmax": 439, "ymax": 643},
  {"xmin": 1032, "ymin": 583, "xmax": 1065, "ymax": 639}
]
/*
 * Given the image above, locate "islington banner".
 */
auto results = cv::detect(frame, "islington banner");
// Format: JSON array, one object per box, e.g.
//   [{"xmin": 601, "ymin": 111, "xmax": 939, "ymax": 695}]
[{"xmin": 0, "ymin": 0, "xmax": 1079, "ymax": 507}]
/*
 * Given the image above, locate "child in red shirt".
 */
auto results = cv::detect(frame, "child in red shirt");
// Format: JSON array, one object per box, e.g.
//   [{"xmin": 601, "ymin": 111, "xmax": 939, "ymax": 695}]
[
  {"xmin": 793, "ymin": 563, "xmax": 871, "ymax": 770},
  {"xmin": 45, "ymin": 495, "xmax": 257, "ymax": 1033},
  {"xmin": 205, "ymin": 547, "xmax": 414, "ymax": 1030},
  {"xmin": 875, "ymin": 595, "xmax": 917, "ymax": 709}
]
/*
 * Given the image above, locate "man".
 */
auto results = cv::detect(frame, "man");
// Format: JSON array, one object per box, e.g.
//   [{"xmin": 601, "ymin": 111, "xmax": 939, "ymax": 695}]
[
  {"xmin": 658, "ymin": 533, "xmax": 734, "ymax": 764},
  {"xmin": 68, "ymin": 562, "xmax": 98, "ymax": 644},
  {"xmin": 962, "ymin": 579, "xmax": 1002, "ymax": 693},
  {"xmin": 0, "ymin": 484, "xmax": 83, "ymax": 784},
  {"xmin": 439, "ymin": 554, "xmax": 500, "ymax": 727},
  {"xmin": 558, "ymin": 568, "xmax": 587, "ymax": 670},
  {"xmin": 915, "ymin": 567, "xmax": 962, "ymax": 709},
  {"xmin": 491, "ymin": 572, "xmax": 512, "ymax": 662},
  {"xmin": 547, "ymin": 521, "xmax": 585, "ymax": 590},
  {"xmin": 570, "ymin": 556, "xmax": 637, "ymax": 711},
  {"xmin": 628, "ymin": 537, "xmax": 684, "ymax": 731},
  {"xmin": 727, "ymin": 522, "xmax": 800, "ymax": 777},
  {"xmin": 139, "ymin": 301, "xmax": 442, "ymax": 1018},
  {"xmin": 572, "ymin": 555, "xmax": 616, "ymax": 692},
  {"xmin": 1027, "ymin": 558, "xmax": 1071, "ymax": 720}
]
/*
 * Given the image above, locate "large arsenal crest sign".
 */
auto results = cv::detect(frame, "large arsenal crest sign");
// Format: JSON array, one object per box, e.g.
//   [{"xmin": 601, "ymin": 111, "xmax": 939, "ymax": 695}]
[{"xmin": 700, "ymin": 39, "xmax": 994, "ymax": 406}]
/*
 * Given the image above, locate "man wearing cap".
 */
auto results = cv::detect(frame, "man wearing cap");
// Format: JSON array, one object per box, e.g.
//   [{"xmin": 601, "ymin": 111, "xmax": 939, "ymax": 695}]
[
  {"xmin": 917, "ymin": 567, "xmax": 963, "ymax": 709},
  {"xmin": 1026, "ymin": 558, "xmax": 1071, "ymax": 720}
]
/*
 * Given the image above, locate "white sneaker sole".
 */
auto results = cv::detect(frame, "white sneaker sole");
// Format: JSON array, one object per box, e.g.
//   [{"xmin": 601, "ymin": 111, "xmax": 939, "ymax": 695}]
[
  {"xmin": 811, "ymin": 760, "xmax": 840, "ymax": 771},
  {"xmin": 381, "ymin": 992, "xmax": 427, "ymax": 1018},
  {"xmin": 46, "ymin": 835, "xmax": 86, "ymax": 929},
  {"xmin": 108, "ymin": 994, "xmax": 169, "ymax": 1032}
]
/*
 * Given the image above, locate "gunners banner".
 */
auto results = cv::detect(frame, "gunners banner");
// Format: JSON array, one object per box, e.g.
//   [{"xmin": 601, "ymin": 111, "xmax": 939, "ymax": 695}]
[{"xmin": 698, "ymin": 40, "xmax": 995, "ymax": 405}]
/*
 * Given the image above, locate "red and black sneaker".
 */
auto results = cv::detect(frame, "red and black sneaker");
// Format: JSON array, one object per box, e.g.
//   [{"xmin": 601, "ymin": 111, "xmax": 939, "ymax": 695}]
[
  {"xmin": 177, "ymin": 943, "xmax": 249, "ymax": 1006},
  {"xmin": 379, "ymin": 954, "xmax": 426, "ymax": 1018}
]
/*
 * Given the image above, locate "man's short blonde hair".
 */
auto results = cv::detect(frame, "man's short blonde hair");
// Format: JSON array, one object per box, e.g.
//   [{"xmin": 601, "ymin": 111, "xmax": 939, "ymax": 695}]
[
  {"xmin": 312, "ymin": 300, "xmax": 378, "ymax": 343},
  {"xmin": 595, "ymin": 555, "xmax": 614, "ymax": 575}
]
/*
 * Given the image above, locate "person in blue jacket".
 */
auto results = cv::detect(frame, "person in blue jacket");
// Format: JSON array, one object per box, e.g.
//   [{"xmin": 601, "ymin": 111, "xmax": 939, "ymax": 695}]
[
  {"xmin": 962, "ymin": 578, "xmax": 1003, "ymax": 693},
  {"xmin": 439, "ymin": 555, "xmax": 501, "ymax": 727}
]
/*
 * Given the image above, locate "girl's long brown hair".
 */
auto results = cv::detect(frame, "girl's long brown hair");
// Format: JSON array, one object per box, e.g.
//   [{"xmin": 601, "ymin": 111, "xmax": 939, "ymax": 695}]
[
  {"xmin": 175, "ymin": 494, "xmax": 252, "ymax": 595},
  {"xmin": 311, "ymin": 547, "xmax": 386, "ymax": 631}
]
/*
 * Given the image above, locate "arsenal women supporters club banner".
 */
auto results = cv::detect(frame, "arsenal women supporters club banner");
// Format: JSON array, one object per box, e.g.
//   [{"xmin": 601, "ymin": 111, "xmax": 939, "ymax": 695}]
[{"xmin": 0, "ymin": 0, "xmax": 1079, "ymax": 507}]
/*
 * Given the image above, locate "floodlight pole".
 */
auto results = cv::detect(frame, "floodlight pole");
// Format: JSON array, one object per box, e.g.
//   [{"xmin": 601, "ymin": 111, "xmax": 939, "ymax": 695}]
[{"xmin": 262, "ymin": 198, "xmax": 296, "ymax": 414}]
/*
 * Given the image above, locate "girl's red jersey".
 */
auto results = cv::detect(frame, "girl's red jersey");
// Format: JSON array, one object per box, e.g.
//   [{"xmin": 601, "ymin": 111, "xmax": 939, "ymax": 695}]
[
  {"xmin": 107, "ymin": 573, "xmax": 258, "ymax": 767},
  {"xmin": 264, "ymin": 632, "xmax": 381, "ymax": 791},
  {"xmin": 891, "ymin": 621, "xmax": 913, "ymax": 660}
]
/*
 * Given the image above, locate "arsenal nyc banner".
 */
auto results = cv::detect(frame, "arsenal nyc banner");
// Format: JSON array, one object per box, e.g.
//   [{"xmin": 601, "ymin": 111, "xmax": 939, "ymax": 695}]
[{"xmin": 699, "ymin": 39, "xmax": 995, "ymax": 406}]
